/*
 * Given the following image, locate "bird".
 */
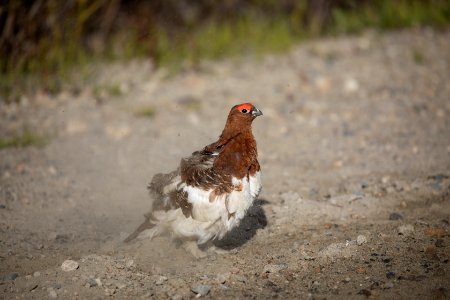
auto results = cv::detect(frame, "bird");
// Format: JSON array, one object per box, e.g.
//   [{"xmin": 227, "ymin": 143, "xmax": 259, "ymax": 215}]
[{"xmin": 124, "ymin": 102, "xmax": 263, "ymax": 257}]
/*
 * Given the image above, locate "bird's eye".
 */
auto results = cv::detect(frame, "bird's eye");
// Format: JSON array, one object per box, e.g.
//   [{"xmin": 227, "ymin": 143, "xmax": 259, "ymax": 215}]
[{"xmin": 242, "ymin": 109, "xmax": 247, "ymax": 113}]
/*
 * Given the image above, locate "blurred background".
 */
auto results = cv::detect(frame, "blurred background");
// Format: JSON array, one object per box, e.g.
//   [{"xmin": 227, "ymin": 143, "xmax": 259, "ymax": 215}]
[{"xmin": 1, "ymin": 0, "xmax": 449, "ymax": 102}]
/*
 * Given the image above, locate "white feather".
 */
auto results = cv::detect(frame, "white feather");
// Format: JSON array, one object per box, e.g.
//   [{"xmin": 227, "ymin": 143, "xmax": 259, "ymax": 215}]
[
  {"xmin": 150, "ymin": 171, "xmax": 262, "ymax": 245},
  {"xmin": 162, "ymin": 176, "xmax": 181, "ymax": 194},
  {"xmin": 183, "ymin": 185, "xmax": 226, "ymax": 222},
  {"xmin": 249, "ymin": 171, "xmax": 262, "ymax": 198},
  {"xmin": 232, "ymin": 177, "xmax": 241, "ymax": 187}
]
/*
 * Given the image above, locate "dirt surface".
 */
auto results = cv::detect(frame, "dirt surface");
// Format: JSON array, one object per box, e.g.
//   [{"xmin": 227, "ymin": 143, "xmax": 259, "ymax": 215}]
[{"xmin": 1, "ymin": 28, "xmax": 450, "ymax": 299}]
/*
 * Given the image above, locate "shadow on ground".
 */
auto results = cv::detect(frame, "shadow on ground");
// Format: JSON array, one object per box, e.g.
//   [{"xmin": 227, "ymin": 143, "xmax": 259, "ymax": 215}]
[{"xmin": 214, "ymin": 199, "xmax": 269, "ymax": 250}]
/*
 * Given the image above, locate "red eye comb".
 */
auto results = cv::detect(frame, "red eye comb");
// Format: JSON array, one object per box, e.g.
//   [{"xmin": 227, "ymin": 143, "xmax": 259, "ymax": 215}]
[{"xmin": 236, "ymin": 103, "xmax": 253, "ymax": 111}]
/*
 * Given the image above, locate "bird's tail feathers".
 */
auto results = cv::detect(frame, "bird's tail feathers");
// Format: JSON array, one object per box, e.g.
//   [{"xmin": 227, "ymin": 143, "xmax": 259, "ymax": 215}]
[
  {"xmin": 148, "ymin": 171, "xmax": 180, "ymax": 197},
  {"xmin": 125, "ymin": 170, "xmax": 180, "ymax": 243},
  {"xmin": 123, "ymin": 213, "xmax": 157, "ymax": 243},
  {"xmin": 136, "ymin": 227, "xmax": 161, "ymax": 241}
]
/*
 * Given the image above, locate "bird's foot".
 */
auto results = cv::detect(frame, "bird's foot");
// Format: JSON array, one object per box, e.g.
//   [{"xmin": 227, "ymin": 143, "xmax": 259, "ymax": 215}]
[
  {"xmin": 182, "ymin": 241, "xmax": 208, "ymax": 259},
  {"xmin": 207, "ymin": 245, "xmax": 232, "ymax": 255}
]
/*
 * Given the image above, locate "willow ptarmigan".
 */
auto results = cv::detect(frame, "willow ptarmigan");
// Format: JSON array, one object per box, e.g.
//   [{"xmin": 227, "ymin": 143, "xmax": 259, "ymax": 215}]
[{"xmin": 125, "ymin": 103, "xmax": 263, "ymax": 257}]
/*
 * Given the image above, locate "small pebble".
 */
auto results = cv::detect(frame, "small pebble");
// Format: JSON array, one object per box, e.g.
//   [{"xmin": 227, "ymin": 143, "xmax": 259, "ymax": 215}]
[
  {"xmin": 48, "ymin": 166, "xmax": 57, "ymax": 175},
  {"xmin": 155, "ymin": 276, "xmax": 168, "ymax": 285},
  {"xmin": 115, "ymin": 282, "xmax": 127, "ymax": 289},
  {"xmin": 358, "ymin": 289, "xmax": 373, "ymax": 296},
  {"xmin": 191, "ymin": 284, "xmax": 211, "ymax": 296},
  {"xmin": 355, "ymin": 267, "xmax": 366, "ymax": 274},
  {"xmin": 301, "ymin": 251, "xmax": 315, "ymax": 261},
  {"xmin": 344, "ymin": 78, "xmax": 359, "ymax": 92},
  {"xmin": 357, "ymin": 235, "xmax": 367, "ymax": 245},
  {"xmin": 234, "ymin": 275, "xmax": 247, "ymax": 284},
  {"xmin": 104, "ymin": 288, "xmax": 116, "ymax": 296},
  {"xmin": 216, "ymin": 273, "xmax": 230, "ymax": 284},
  {"xmin": 389, "ymin": 212, "xmax": 403, "ymax": 220},
  {"xmin": 344, "ymin": 277, "xmax": 351, "ymax": 282},
  {"xmin": 386, "ymin": 271, "xmax": 396, "ymax": 279},
  {"xmin": 33, "ymin": 271, "xmax": 41, "ymax": 277},
  {"xmin": 263, "ymin": 263, "xmax": 288, "ymax": 273},
  {"xmin": 381, "ymin": 176, "xmax": 390, "ymax": 184},
  {"xmin": 384, "ymin": 282, "xmax": 394, "ymax": 289},
  {"xmin": 4, "ymin": 272, "xmax": 19, "ymax": 281},
  {"xmin": 95, "ymin": 278, "xmax": 102, "ymax": 287},
  {"xmin": 386, "ymin": 186, "xmax": 396, "ymax": 194},
  {"xmin": 424, "ymin": 227, "xmax": 448, "ymax": 237},
  {"xmin": 125, "ymin": 259, "xmax": 134, "ymax": 268},
  {"xmin": 61, "ymin": 260, "xmax": 79, "ymax": 272},
  {"xmin": 280, "ymin": 191, "xmax": 301, "ymax": 203},
  {"xmin": 435, "ymin": 239, "xmax": 444, "ymax": 247},
  {"xmin": 86, "ymin": 278, "xmax": 98, "ymax": 287},
  {"xmin": 397, "ymin": 224, "xmax": 415, "ymax": 236},
  {"xmin": 48, "ymin": 288, "xmax": 58, "ymax": 298}
]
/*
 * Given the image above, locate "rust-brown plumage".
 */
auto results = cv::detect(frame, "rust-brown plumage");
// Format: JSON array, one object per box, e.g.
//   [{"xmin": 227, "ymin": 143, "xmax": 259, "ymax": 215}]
[{"xmin": 124, "ymin": 103, "xmax": 262, "ymax": 254}]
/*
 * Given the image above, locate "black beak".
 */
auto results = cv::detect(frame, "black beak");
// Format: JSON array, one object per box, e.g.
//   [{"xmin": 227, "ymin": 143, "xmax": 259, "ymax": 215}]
[{"xmin": 251, "ymin": 107, "xmax": 263, "ymax": 117}]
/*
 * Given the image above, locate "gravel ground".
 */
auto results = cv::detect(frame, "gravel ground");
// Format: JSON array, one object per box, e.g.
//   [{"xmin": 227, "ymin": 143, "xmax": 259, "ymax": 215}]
[{"xmin": 1, "ymin": 28, "xmax": 449, "ymax": 299}]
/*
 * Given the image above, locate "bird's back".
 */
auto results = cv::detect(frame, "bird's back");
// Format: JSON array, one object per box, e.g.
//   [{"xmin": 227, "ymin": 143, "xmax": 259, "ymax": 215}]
[{"xmin": 149, "ymin": 149, "xmax": 222, "ymax": 218}]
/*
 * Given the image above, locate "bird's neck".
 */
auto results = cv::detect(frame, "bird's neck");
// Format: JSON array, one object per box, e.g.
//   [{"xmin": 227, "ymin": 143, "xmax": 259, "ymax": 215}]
[
  {"xmin": 214, "ymin": 125, "xmax": 257, "ymax": 178},
  {"xmin": 219, "ymin": 121, "xmax": 253, "ymax": 143}
]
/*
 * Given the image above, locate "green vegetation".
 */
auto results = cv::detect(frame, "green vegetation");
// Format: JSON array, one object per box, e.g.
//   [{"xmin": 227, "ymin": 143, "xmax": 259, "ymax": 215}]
[
  {"xmin": 155, "ymin": 17, "xmax": 295, "ymax": 70},
  {"xmin": 178, "ymin": 97, "xmax": 203, "ymax": 111},
  {"xmin": 1, "ymin": 0, "xmax": 449, "ymax": 102},
  {"xmin": 412, "ymin": 49, "xmax": 426, "ymax": 64},
  {"xmin": 93, "ymin": 83, "xmax": 124, "ymax": 100},
  {"xmin": 0, "ymin": 130, "xmax": 47, "ymax": 149},
  {"xmin": 331, "ymin": 0, "xmax": 450, "ymax": 34},
  {"xmin": 133, "ymin": 106, "xmax": 156, "ymax": 118}
]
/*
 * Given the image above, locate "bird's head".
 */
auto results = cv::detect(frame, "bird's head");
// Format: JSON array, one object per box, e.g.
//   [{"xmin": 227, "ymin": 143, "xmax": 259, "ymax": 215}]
[
  {"xmin": 228, "ymin": 102, "xmax": 263, "ymax": 122},
  {"xmin": 219, "ymin": 102, "xmax": 262, "ymax": 138}
]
